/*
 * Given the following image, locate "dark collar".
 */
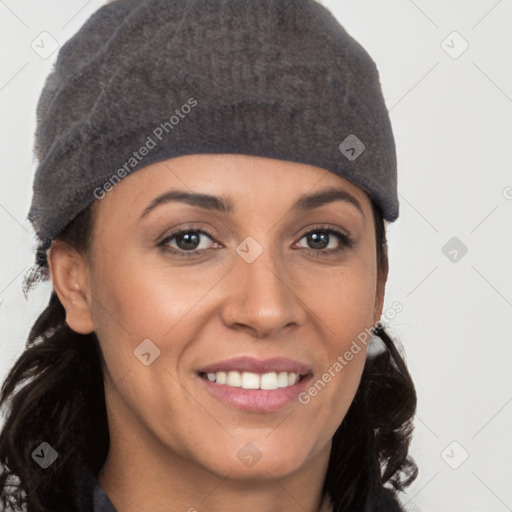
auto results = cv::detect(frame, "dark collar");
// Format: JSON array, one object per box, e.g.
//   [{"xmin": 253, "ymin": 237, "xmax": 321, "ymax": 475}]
[{"xmin": 82, "ymin": 468, "xmax": 118, "ymax": 512}]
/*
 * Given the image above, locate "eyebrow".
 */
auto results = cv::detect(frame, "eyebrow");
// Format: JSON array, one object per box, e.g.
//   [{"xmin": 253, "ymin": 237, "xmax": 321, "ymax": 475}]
[{"xmin": 139, "ymin": 186, "xmax": 363, "ymax": 219}]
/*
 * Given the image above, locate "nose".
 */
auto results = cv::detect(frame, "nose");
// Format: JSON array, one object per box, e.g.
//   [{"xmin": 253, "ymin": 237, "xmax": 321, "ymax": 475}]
[{"xmin": 219, "ymin": 242, "xmax": 307, "ymax": 339}]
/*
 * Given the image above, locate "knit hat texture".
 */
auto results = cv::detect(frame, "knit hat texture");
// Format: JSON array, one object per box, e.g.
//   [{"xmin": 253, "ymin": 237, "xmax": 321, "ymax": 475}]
[{"xmin": 28, "ymin": 0, "xmax": 399, "ymax": 250}]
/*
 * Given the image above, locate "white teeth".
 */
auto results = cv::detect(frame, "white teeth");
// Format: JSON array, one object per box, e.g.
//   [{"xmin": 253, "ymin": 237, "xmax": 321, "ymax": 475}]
[
  {"xmin": 277, "ymin": 371, "xmax": 289, "ymax": 387},
  {"xmin": 227, "ymin": 371, "xmax": 242, "ymax": 387},
  {"xmin": 288, "ymin": 372, "xmax": 299, "ymax": 386},
  {"xmin": 204, "ymin": 370, "xmax": 302, "ymax": 390},
  {"xmin": 241, "ymin": 372, "xmax": 260, "ymax": 389},
  {"xmin": 261, "ymin": 372, "xmax": 278, "ymax": 390}
]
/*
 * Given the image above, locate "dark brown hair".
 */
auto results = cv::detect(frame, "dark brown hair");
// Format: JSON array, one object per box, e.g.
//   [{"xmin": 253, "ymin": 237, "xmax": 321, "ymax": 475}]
[{"xmin": 0, "ymin": 198, "xmax": 417, "ymax": 512}]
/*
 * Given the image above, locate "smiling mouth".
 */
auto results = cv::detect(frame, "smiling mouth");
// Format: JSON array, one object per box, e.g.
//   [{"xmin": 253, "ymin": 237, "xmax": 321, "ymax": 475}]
[{"xmin": 198, "ymin": 370, "xmax": 309, "ymax": 390}]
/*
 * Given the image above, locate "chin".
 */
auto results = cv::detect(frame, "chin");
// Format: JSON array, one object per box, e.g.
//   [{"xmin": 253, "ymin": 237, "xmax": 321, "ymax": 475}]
[{"xmin": 201, "ymin": 438, "xmax": 316, "ymax": 480}]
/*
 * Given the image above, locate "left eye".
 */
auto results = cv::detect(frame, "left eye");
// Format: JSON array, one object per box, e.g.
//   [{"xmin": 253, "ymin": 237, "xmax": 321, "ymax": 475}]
[{"xmin": 296, "ymin": 229, "xmax": 348, "ymax": 251}]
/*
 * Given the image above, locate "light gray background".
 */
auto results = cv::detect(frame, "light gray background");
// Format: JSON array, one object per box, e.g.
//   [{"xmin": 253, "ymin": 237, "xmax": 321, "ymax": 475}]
[{"xmin": 1, "ymin": 1, "xmax": 511, "ymax": 511}]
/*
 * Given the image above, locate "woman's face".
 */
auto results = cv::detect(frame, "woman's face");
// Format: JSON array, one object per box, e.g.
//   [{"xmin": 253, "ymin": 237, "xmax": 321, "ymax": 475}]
[{"xmin": 56, "ymin": 154, "xmax": 386, "ymax": 481}]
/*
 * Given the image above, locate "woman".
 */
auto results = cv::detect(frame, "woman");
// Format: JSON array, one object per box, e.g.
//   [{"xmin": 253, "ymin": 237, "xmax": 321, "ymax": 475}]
[{"xmin": 0, "ymin": 1, "xmax": 417, "ymax": 511}]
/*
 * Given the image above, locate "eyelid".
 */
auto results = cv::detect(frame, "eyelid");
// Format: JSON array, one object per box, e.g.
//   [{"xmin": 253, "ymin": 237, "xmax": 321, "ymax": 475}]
[
  {"xmin": 156, "ymin": 224, "xmax": 220, "ymax": 244},
  {"xmin": 296, "ymin": 223, "xmax": 351, "ymax": 239}
]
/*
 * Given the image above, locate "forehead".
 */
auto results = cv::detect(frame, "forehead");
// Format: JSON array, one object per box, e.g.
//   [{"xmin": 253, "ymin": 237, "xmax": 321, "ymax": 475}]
[{"xmin": 92, "ymin": 153, "xmax": 372, "ymax": 219}]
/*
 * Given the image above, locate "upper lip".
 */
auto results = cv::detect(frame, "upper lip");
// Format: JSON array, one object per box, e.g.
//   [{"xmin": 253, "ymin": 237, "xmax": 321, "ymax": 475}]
[{"xmin": 198, "ymin": 356, "xmax": 313, "ymax": 376}]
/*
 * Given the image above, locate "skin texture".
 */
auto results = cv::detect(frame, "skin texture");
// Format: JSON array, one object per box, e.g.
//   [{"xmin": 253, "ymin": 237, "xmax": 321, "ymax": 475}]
[{"xmin": 49, "ymin": 154, "xmax": 387, "ymax": 512}]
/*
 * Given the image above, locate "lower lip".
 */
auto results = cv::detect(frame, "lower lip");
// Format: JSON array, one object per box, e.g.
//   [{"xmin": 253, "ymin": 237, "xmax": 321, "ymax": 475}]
[{"xmin": 198, "ymin": 374, "xmax": 313, "ymax": 412}]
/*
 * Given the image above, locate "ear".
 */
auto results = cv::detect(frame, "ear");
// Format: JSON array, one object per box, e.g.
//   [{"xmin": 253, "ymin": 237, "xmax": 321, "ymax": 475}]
[
  {"xmin": 373, "ymin": 260, "xmax": 388, "ymax": 327},
  {"xmin": 48, "ymin": 240, "xmax": 95, "ymax": 334}
]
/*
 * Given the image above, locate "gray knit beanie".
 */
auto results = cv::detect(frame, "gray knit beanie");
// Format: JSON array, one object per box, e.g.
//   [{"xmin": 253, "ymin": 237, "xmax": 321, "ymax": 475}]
[{"xmin": 28, "ymin": 0, "xmax": 398, "ymax": 259}]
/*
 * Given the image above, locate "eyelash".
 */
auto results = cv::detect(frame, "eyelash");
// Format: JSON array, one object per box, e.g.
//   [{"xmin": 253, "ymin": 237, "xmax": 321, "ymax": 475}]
[{"xmin": 157, "ymin": 224, "xmax": 353, "ymax": 258}]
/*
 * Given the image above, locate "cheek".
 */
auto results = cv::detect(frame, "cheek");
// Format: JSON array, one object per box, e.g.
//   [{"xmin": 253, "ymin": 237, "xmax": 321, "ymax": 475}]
[
  {"xmin": 87, "ymin": 251, "xmax": 224, "ymax": 376},
  {"xmin": 299, "ymin": 254, "xmax": 377, "ymax": 433},
  {"xmin": 308, "ymin": 255, "xmax": 377, "ymax": 347}
]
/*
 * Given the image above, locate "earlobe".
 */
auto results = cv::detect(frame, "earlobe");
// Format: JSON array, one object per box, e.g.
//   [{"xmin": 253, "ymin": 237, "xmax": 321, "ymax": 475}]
[{"xmin": 48, "ymin": 240, "xmax": 95, "ymax": 334}]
